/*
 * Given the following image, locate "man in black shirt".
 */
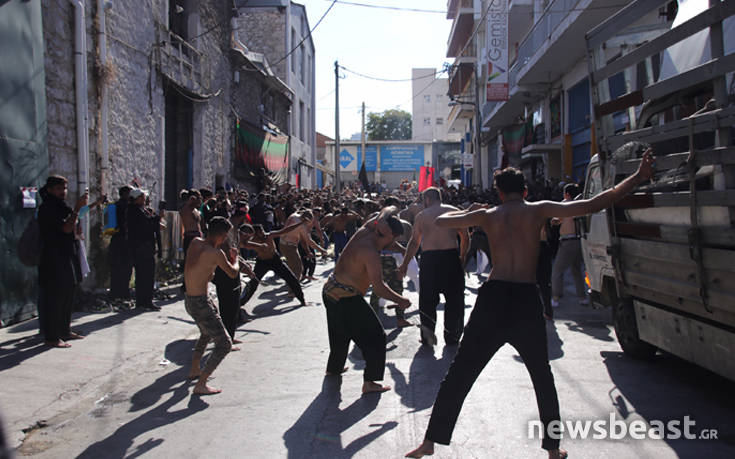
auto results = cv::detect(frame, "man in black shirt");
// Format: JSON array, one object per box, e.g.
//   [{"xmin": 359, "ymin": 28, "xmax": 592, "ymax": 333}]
[
  {"xmin": 126, "ymin": 188, "xmax": 159, "ymax": 311},
  {"xmin": 109, "ymin": 185, "xmax": 132, "ymax": 300},
  {"xmin": 38, "ymin": 175, "xmax": 87, "ymax": 348}
]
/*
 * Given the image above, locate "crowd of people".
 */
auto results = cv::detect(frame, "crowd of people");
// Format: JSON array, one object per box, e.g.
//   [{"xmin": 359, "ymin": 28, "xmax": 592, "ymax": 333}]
[{"xmin": 33, "ymin": 152, "xmax": 655, "ymax": 458}]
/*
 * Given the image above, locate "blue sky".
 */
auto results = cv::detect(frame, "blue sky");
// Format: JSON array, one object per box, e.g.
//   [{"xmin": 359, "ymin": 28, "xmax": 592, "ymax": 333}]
[{"xmin": 299, "ymin": 0, "xmax": 453, "ymax": 138}]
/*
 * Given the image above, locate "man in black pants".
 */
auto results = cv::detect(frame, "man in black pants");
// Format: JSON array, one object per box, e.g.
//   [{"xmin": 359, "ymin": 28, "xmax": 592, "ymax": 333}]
[
  {"xmin": 37, "ymin": 175, "xmax": 87, "ymax": 348},
  {"xmin": 398, "ymin": 188, "xmax": 468, "ymax": 345},
  {"xmin": 109, "ymin": 185, "xmax": 132, "ymax": 300},
  {"xmin": 322, "ymin": 211, "xmax": 410, "ymax": 394},
  {"xmin": 127, "ymin": 189, "xmax": 159, "ymax": 311},
  {"xmin": 406, "ymin": 150, "xmax": 655, "ymax": 459},
  {"xmin": 239, "ymin": 222, "xmax": 309, "ymax": 307},
  {"xmin": 212, "ymin": 210, "xmax": 256, "ymax": 346}
]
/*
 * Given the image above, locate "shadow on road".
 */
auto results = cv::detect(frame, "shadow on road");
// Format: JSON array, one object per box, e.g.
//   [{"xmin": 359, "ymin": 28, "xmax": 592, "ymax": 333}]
[
  {"xmin": 601, "ymin": 350, "xmax": 735, "ymax": 457},
  {"xmin": 283, "ymin": 376, "xmax": 392, "ymax": 458},
  {"xmin": 76, "ymin": 339, "xmax": 209, "ymax": 458},
  {"xmin": 388, "ymin": 345, "xmax": 457, "ymax": 413}
]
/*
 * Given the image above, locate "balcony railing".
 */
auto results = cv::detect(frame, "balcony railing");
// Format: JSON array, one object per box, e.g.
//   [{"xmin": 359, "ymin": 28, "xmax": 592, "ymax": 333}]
[
  {"xmin": 508, "ymin": 0, "xmax": 582, "ymax": 87},
  {"xmin": 155, "ymin": 24, "xmax": 211, "ymax": 94}
]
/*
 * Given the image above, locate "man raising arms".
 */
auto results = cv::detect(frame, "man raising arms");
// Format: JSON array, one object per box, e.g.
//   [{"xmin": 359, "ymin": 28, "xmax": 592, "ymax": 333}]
[
  {"xmin": 322, "ymin": 211, "xmax": 410, "ymax": 394},
  {"xmin": 180, "ymin": 189, "xmax": 203, "ymax": 293},
  {"xmin": 183, "ymin": 216, "xmax": 242, "ymax": 395},
  {"xmin": 239, "ymin": 220, "xmax": 310, "ymax": 307},
  {"xmin": 398, "ymin": 188, "xmax": 469, "ymax": 345},
  {"xmin": 405, "ymin": 150, "xmax": 654, "ymax": 458},
  {"xmin": 279, "ymin": 210, "xmax": 328, "ymax": 289}
]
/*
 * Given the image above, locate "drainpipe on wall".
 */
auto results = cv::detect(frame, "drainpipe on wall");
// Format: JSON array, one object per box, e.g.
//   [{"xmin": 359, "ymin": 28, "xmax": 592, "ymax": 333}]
[
  {"xmin": 70, "ymin": 0, "xmax": 89, "ymax": 240},
  {"xmin": 97, "ymin": 0, "xmax": 109, "ymax": 198}
]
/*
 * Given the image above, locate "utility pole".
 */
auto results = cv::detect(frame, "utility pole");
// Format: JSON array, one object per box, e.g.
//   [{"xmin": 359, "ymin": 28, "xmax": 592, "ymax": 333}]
[
  {"xmin": 360, "ymin": 101, "xmax": 366, "ymax": 184},
  {"xmin": 334, "ymin": 60, "xmax": 341, "ymax": 192}
]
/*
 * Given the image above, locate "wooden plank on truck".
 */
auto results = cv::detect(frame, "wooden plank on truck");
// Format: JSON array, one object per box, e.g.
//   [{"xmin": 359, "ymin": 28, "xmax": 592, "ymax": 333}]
[
  {"xmin": 615, "ymin": 191, "xmax": 735, "ymax": 209},
  {"xmin": 619, "ymin": 238, "xmax": 734, "ymax": 271},
  {"xmin": 605, "ymin": 107, "xmax": 735, "ymax": 151},
  {"xmin": 624, "ymin": 284, "xmax": 735, "ymax": 329},
  {"xmin": 616, "ymin": 222, "xmax": 735, "ymax": 246},
  {"xmin": 615, "ymin": 147, "xmax": 735, "ymax": 175}
]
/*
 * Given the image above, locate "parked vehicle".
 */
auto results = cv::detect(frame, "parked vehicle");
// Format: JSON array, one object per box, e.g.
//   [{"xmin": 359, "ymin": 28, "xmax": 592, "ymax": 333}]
[{"xmin": 581, "ymin": 0, "xmax": 735, "ymax": 380}]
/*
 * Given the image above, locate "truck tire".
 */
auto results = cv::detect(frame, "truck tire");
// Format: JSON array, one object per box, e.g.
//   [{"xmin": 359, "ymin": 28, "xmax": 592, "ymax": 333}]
[{"xmin": 613, "ymin": 299, "xmax": 657, "ymax": 359}]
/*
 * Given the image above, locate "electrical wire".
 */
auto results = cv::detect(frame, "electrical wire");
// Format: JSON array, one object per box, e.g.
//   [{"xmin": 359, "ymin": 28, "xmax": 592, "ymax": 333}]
[
  {"xmin": 338, "ymin": 65, "xmax": 448, "ymax": 82},
  {"xmin": 324, "ymin": 0, "xmax": 445, "ymax": 14}
]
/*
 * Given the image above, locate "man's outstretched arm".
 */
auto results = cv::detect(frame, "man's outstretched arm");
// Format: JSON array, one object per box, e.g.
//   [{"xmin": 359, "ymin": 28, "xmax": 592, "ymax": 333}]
[{"xmin": 539, "ymin": 148, "xmax": 654, "ymax": 219}]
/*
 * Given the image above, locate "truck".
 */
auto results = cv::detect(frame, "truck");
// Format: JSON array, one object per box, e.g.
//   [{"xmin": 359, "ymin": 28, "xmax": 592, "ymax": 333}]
[{"xmin": 580, "ymin": 0, "xmax": 735, "ymax": 380}]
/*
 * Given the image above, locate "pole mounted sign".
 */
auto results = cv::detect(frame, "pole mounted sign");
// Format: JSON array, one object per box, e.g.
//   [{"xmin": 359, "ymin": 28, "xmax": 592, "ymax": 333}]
[{"xmin": 486, "ymin": 0, "xmax": 509, "ymax": 101}]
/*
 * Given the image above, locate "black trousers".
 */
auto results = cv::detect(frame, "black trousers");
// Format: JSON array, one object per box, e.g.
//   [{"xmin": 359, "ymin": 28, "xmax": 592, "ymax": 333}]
[
  {"xmin": 39, "ymin": 264, "xmax": 75, "ymax": 342},
  {"xmin": 132, "ymin": 242, "xmax": 155, "ymax": 307},
  {"xmin": 240, "ymin": 256, "xmax": 304, "ymax": 305},
  {"xmin": 213, "ymin": 267, "xmax": 241, "ymax": 339},
  {"xmin": 323, "ymin": 292, "xmax": 386, "ymax": 382},
  {"xmin": 419, "ymin": 249, "xmax": 465, "ymax": 343},
  {"xmin": 537, "ymin": 241, "xmax": 553, "ymax": 318},
  {"xmin": 299, "ymin": 244, "xmax": 316, "ymax": 277},
  {"xmin": 109, "ymin": 234, "xmax": 132, "ymax": 299},
  {"xmin": 426, "ymin": 280, "xmax": 560, "ymax": 451}
]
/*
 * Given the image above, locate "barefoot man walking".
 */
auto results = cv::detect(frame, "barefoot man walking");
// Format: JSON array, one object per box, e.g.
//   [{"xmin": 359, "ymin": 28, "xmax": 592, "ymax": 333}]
[
  {"xmin": 322, "ymin": 211, "xmax": 411, "ymax": 394},
  {"xmin": 398, "ymin": 188, "xmax": 469, "ymax": 346},
  {"xmin": 184, "ymin": 216, "xmax": 242, "ymax": 395},
  {"xmin": 405, "ymin": 150, "xmax": 654, "ymax": 458}
]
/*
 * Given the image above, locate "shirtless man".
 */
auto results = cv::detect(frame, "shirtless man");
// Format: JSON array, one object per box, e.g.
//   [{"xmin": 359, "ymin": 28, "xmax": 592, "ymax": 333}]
[
  {"xmin": 405, "ymin": 150, "xmax": 654, "ymax": 459},
  {"xmin": 239, "ymin": 220, "xmax": 309, "ymax": 307},
  {"xmin": 398, "ymin": 188, "xmax": 469, "ymax": 346},
  {"xmin": 183, "ymin": 216, "xmax": 242, "ymax": 395},
  {"xmin": 180, "ymin": 189, "xmax": 203, "ymax": 293},
  {"xmin": 551, "ymin": 183, "xmax": 588, "ymax": 306},
  {"xmin": 323, "ymin": 207, "xmax": 361, "ymax": 261},
  {"xmin": 279, "ymin": 210, "xmax": 328, "ymax": 286},
  {"xmin": 322, "ymin": 211, "xmax": 410, "ymax": 394}
]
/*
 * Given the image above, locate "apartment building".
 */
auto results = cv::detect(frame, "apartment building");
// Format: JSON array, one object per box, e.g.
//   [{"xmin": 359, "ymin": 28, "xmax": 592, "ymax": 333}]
[{"xmin": 236, "ymin": 1, "xmax": 317, "ymax": 189}]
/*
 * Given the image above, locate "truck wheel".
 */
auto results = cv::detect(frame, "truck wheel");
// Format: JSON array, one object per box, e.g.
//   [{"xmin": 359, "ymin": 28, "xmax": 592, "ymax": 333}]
[{"xmin": 613, "ymin": 299, "xmax": 657, "ymax": 359}]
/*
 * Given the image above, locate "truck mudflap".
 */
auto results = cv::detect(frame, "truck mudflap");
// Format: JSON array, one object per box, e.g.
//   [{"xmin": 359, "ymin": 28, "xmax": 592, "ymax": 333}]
[{"xmin": 634, "ymin": 300, "xmax": 735, "ymax": 381}]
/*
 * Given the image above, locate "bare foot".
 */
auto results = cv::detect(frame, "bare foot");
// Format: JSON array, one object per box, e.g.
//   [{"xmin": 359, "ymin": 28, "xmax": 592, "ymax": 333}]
[
  {"xmin": 193, "ymin": 382, "xmax": 222, "ymax": 395},
  {"xmin": 232, "ymin": 338, "xmax": 243, "ymax": 344},
  {"xmin": 405, "ymin": 440, "xmax": 434, "ymax": 457},
  {"xmin": 420, "ymin": 325, "xmax": 437, "ymax": 346},
  {"xmin": 64, "ymin": 331, "xmax": 85, "ymax": 340},
  {"xmin": 549, "ymin": 448, "xmax": 568, "ymax": 459},
  {"xmin": 326, "ymin": 366, "xmax": 349, "ymax": 376},
  {"xmin": 231, "ymin": 346, "xmax": 242, "ymax": 352},
  {"xmin": 362, "ymin": 381, "xmax": 391, "ymax": 394},
  {"xmin": 45, "ymin": 339, "xmax": 71, "ymax": 348},
  {"xmin": 397, "ymin": 318, "xmax": 412, "ymax": 328}
]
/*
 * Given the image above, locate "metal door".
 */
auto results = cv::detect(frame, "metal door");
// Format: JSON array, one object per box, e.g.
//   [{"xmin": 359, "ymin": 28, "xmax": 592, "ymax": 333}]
[{"xmin": 0, "ymin": 1, "xmax": 49, "ymax": 325}]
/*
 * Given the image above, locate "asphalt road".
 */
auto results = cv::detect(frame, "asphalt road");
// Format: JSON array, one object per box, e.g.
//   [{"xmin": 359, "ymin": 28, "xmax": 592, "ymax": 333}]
[{"xmin": 2, "ymin": 260, "xmax": 734, "ymax": 458}]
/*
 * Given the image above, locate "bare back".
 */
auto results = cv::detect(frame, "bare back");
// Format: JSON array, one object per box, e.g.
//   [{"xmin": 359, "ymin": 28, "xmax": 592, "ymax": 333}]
[
  {"xmin": 180, "ymin": 202, "xmax": 201, "ymax": 233},
  {"xmin": 481, "ymin": 201, "xmax": 546, "ymax": 283},
  {"xmin": 184, "ymin": 238, "xmax": 226, "ymax": 296},
  {"xmin": 280, "ymin": 214, "xmax": 303, "ymax": 244},
  {"xmin": 416, "ymin": 204, "xmax": 462, "ymax": 251},
  {"xmin": 333, "ymin": 234, "xmax": 380, "ymax": 295}
]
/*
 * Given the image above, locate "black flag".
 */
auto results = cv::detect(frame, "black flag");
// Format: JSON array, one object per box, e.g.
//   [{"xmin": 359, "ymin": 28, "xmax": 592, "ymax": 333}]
[{"xmin": 359, "ymin": 160, "xmax": 369, "ymax": 192}]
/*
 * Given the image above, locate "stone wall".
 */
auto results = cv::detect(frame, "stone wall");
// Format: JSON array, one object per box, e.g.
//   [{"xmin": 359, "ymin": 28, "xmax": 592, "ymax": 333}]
[
  {"xmin": 41, "ymin": 0, "xmax": 244, "ymax": 287},
  {"xmin": 236, "ymin": 8, "xmax": 288, "ymax": 80}
]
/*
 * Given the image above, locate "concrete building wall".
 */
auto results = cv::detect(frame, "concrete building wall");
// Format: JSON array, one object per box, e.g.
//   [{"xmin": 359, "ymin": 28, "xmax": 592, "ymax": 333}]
[
  {"xmin": 43, "ymin": 0, "xmax": 239, "ymax": 205},
  {"xmin": 236, "ymin": 2, "xmax": 316, "ymax": 189},
  {"xmin": 411, "ymin": 68, "xmax": 461, "ymax": 142}
]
